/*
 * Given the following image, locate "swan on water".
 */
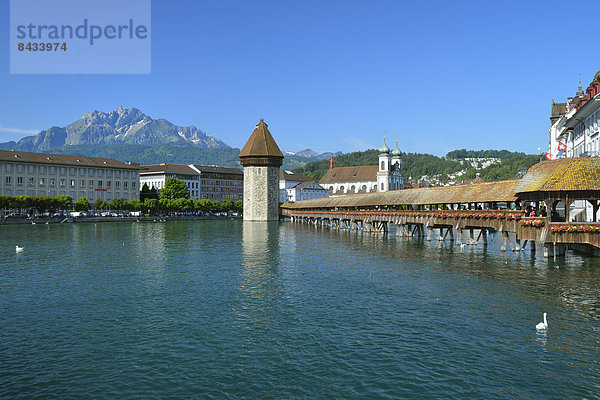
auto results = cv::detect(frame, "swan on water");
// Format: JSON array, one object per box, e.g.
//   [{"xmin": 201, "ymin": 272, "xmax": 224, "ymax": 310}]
[
  {"xmin": 15, "ymin": 245, "xmax": 24, "ymax": 253},
  {"xmin": 536, "ymin": 313, "xmax": 548, "ymax": 331}
]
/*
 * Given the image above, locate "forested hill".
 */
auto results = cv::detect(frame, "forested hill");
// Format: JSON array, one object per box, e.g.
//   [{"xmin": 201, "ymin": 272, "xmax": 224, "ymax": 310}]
[{"xmin": 293, "ymin": 149, "xmax": 541, "ymax": 183}]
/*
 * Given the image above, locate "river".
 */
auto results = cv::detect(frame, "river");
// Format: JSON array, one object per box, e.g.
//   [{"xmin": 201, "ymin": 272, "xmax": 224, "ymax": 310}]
[{"xmin": 1, "ymin": 220, "xmax": 599, "ymax": 398}]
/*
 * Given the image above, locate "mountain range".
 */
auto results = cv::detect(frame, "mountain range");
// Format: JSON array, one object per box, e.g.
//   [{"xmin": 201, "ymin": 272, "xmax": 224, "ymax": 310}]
[
  {"xmin": 0, "ymin": 107, "xmax": 228, "ymax": 152},
  {"xmin": 0, "ymin": 107, "xmax": 340, "ymax": 170}
]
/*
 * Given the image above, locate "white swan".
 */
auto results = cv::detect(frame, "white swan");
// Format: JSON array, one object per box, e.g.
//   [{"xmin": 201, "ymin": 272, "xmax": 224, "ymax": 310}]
[
  {"xmin": 536, "ymin": 313, "xmax": 548, "ymax": 331},
  {"xmin": 15, "ymin": 245, "xmax": 24, "ymax": 253}
]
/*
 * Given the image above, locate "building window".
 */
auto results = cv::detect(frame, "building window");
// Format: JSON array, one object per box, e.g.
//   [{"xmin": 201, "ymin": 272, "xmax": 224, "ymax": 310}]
[
  {"xmin": 17, "ymin": 177, "xmax": 23, "ymax": 185},
  {"xmin": 39, "ymin": 166, "xmax": 45, "ymax": 174},
  {"xmin": 70, "ymin": 179, "xmax": 76, "ymax": 187},
  {"xmin": 79, "ymin": 168, "xmax": 85, "ymax": 176},
  {"xmin": 124, "ymin": 171, "xmax": 129, "ymax": 179},
  {"xmin": 107, "ymin": 181, "xmax": 111, "ymax": 187},
  {"xmin": 5, "ymin": 176, "xmax": 11, "ymax": 185},
  {"xmin": 50, "ymin": 167, "xmax": 55, "ymax": 175},
  {"xmin": 39, "ymin": 178, "xmax": 45, "ymax": 186},
  {"xmin": 28, "ymin": 165, "xmax": 34, "ymax": 173},
  {"xmin": 107, "ymin": 170, "xmax": 112, "ymax": 178},
  {"xmin": 89, "ymin": 169, "xmax": 94, "ymax": 177},
  {"xmin": 381, "ymin": 183, "xmax": 384, "ymax": 190},
  {"xmin": 60, "ymin": 179, "xmax": 66, "ymax": 186},
  {"xmin": 60, "ymin": 167, "xmax": 65, "ymax": 175},
  {"xmin": 50, "ymin": 178, "xmax": 55, "ymax": 186},
  {"xmin": 115, "ymin": 171, "xmax": 121, "ymax": 178},
  {"xmin": 98, "ymin": 170, "xmax": 103, "ymax": 177},
  {"xmin": 17, "ymin": 164, "xmax": 23, "ymax": 173},
  {"xmin": 124, "ymin": 182, "xmax": 128, "ymax": 188},
  {"xmin": 115, "ymin": 181, "xmax": 120, "ymax": 188},
  {"xmin": 89, "ymin": 180, "xmax": 94, "ymax": 187},
  {"xmin": 80, "ymin": 180, "xmax": 85, "ymax": 187},
  {"xmin": 28, "ymin": 177, "xmax": 34, "ymax": 186},
  {"xmin": 132, "ymin": 182, "xmax": 136, "ymax": 188},
  {"xmin": 69, "ymin": 167, "xmax": 75, "ymax": 176},
  {"xmin": 98, "ymin": 180, "xmax": 103, "ymax": 187}
]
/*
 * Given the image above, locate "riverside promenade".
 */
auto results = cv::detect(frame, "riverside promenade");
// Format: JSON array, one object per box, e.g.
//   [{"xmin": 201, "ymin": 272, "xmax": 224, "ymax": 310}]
[
  {"xmin": 0, "ymin": 214, "xmax": 241, "ymax": 225},
  {"xmin": 282, "ymin": 158, "xmax": 600, "ymax": 257}
]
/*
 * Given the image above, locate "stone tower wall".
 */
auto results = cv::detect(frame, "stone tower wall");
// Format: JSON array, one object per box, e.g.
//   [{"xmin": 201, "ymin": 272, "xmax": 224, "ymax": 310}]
[{"xmin": 243, "ymin": 165, "xmax": 280, "ymax": 221}]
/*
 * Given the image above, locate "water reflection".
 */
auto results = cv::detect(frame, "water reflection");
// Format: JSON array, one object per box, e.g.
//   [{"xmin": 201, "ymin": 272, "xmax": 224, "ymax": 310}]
[
  {"xmin": 237, "ymin": 222, "xmax": 283, "ymax": 331},
  {"xmin": 285, "ymin": 222, "xmax": 600, "ymax": 320}
]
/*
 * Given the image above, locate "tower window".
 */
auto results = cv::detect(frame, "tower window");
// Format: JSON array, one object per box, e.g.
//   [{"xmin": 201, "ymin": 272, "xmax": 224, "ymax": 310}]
[{"xmin": 381, "ymin": 161, "xmax": 385, "ymax": 170}]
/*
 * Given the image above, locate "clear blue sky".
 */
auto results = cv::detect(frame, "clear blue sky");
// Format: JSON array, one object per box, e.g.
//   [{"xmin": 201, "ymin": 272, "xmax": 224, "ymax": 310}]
[{"xmin": 1, "ymin": 0, "xmax": 599, "ymax": 156}]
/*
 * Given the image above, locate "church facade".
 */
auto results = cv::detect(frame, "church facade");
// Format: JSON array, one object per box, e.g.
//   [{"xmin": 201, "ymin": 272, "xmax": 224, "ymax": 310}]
[{"xmin": 320, "ymin": 140, "xmax": 404, "ymax": 197}]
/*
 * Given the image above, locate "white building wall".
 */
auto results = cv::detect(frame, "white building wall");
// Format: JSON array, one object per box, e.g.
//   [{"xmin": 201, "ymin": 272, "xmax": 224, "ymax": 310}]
[
  {"xmin": 0, "ymin": 161, "xmax": 139, "ymax": 202},
  {"xmin": 324, "ymin": 180, "xmax": 377, "ymax": 195}
]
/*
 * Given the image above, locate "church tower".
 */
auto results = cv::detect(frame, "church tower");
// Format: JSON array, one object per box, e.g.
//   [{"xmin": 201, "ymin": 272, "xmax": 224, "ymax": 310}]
[
  {"xmin": 390, "ymin": 141, "xmax": 404, "ymax": 190},
  {"xmin": 239, "ymin": 119, "xmax": 284, "ymax": 221},
  {"xmin": 376, "ymin": 139, "xmax": 391, "ymax": 192}
]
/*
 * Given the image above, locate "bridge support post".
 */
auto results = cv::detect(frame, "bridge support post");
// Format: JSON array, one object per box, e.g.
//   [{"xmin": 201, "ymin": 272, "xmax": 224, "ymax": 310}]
[
  {"xmin": 530, "ymin": 241, "xmax": 536, "ymax": 254},
  {"xmin": 501, "ymin": 231, "xmax": 509, "ymax": 252},
  {"xmin": 455, "ymin": 228, "xmax": 462, "ymax": 245},
  {"xmin": 395, "ymin": 224, "xmax": 403, "ymax": 237},
  {"xmin": 469, "ymin": 228, "xmax": 474, "ymax": 245},
  {"xmin": 543, "ymin": 242, "xmax": 565, "ymax": 258},
  {"xmin": 427, "ymin": 226, "xmax": 434, "ymax": 241},
  {"xmin": 475, "ymin": 229, "xmax": 487, "ymax": 246}
]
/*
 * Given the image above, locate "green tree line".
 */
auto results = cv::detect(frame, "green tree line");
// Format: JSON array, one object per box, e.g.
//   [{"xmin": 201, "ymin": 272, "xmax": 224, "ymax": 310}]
[
  {"xmin": 1, "ymin": 194, "xmax": 243, "ymax": 215},
  {"xmin": 293, "ymin": 149, "xmax": 540, "ymax": 182}
]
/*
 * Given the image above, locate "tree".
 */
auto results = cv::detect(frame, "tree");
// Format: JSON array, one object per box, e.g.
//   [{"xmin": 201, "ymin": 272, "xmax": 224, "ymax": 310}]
[
  {"xmin": 95, "ymin": 199, "xmax": 107, "ymax": 211},
  {"xmin": 210, "ymin": 200, "xmax": 221, "ymax": 212},
  {"xmin": 55, "ymin": 195, "xmax": 73, "ymax": 211},
  {"xmin": 198, "ymin": 199, "xmax": 211, "ymax": 212},
  {"xmin": 109, "ymin": 197, "xmax": 125, "ymax": 211},
  {"xmin": 159, "ymin": 177, "xmax": 189, "ymax": 200},
  {"xmin": 0, "ymin": 195, "xmax": 10, "ymax": 210},
  {"xmin": 74, "ymin": 196, "xmax": 90, "ymax": 212},
  {"xmin": 234, "ymin": 200, "xmax": 243, "ymax": 212},
  {"xmin": 144, "ymin": 198, "xmax": 158, "ymax": 212},
  {"xmin": 159, "ymin": 198, "xmax": 172, "ymax": 212},
  {"xmin": 221, "ymin": 200, "xmax": 234, "ymax": 211},
  {"xmin": 126, "ymin": 199, "xmax": 143, "ymax": 211},
  {"xmin": 140, "ymin": 182, "xmax": 159, "ymax": 201},
  {"xmin": 171, "ymin": 198, "xmax": 189, "ymax": 212}
]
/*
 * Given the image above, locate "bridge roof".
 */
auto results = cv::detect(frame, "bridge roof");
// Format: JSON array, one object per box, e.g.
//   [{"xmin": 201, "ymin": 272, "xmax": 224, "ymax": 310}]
[
  {"xmin": 282, "ymin": 179, "xmax": 519, "ymax": 209},
  {"xmin": 514, "ymin": 158, "xmax": 600, "ymax": 194}
]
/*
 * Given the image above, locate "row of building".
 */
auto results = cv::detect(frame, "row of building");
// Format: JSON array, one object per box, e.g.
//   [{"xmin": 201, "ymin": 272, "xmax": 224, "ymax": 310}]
[
  {"xmin": 0, "ymin": 136, "xmax": 408, "ymax": 205},
  {"xmin": 0, "ymin": 150, "xmax": 246, "ymax": 204},
  {"xmin": 548, "ymin": 70, "xmax": 600, "ymax": 221}
]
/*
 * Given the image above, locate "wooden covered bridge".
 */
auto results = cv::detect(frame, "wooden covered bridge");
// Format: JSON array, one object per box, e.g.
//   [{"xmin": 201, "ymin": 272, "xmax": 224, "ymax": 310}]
[{"xmin": 281, "ymin": 158, "xmax": 600, "ymax": 257}]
